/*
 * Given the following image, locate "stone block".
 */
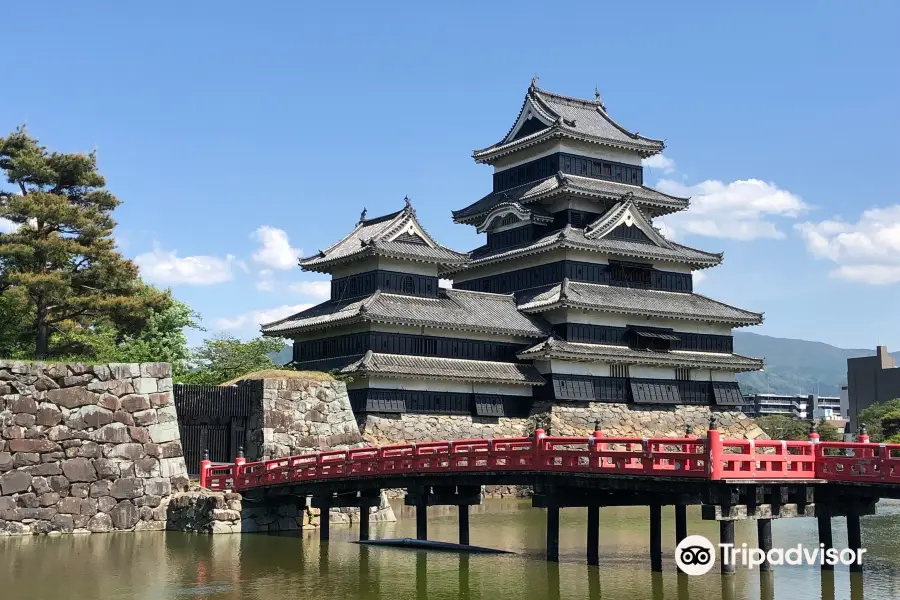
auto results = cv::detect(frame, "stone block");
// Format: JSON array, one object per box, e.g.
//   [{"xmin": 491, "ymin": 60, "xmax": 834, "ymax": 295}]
[
  {"xmin": 109, "ymin": 500, "xmax": 139, "ymax": 529},
  {"xmin": 93, "ymin": 459, "xmax": 118, "ymax": 480},
  {"xmin": 70, "ymin": 483, "xmax": 89, "ymax": 498},
  {"xmin": 14, "ymin": 413, "xmax": 36, "ymax": 427},
  {"xmin": 49, "ymin": 475, "xmax": 70, "ymax": 493},
  {"xmin": 8, "ymin": 439, "xmax": 58, "ymax": 453},
  {"xmin": 133, "ymin": 378, "xmax": 158, "ymax": 395},
  {"xmin": 108, "ymin": 363, "xmax": 140, "ymax": 380},
  {"xmin": 89, "ymin": 480, "xmax": 111, "ymax": 498},
  {"xmin": 31, "ymin": 476, "xmax": 51, "ymax": 494},
  {"xmin": 134, "ymin": 520, "xmax": 165, "ymax": 531},
  {"xmin": 159, "ymin": 457, "xmax": 187, "ymax": 479},
  {"xmin": 46, "ymin": 387, "xmax": 98, "ymax": 409},
  {"xmin": 10, "ymin": 397, "xmax": 38, "ymax": 414},
  {"xmin": 98, "ymin": 496, "xmax": 117, "ymax": 513},
  {"xmin": 121, "ymin": 394, "xmax": 151, "ymax": 413},
  {"xmin": 0, "ymin": 497, "xmax": 15, "ymax": 511},
  {"xmin": 156, "ymin": 406, "xmax": 178, "ymax": 424},
  {"xmin": 61, "ymin": 458, "xmax": 97, "ymax": 482},
  {"xmin": 147, "ymin": 422, "xmax": 179, "ymax": 444},
  {"xmin": 76, "ymin": 441, "xmax": 102, "ymax": 459},
  {"xmin": 128, "ymin": 427, "xmax": 151, "ymax": 444},
  {"xmin": 46, "ymin": 425, "xmax": 72, "ymax": 441},
  {"xmin": 140, "ymin": 363, "xmax": 171, "ymax": 379},
  {"xmin": 3, "ymin": 425, "xmax": 24, "ymax": 439},
  {"xmin": 28, "ymin": 462, "xmax": 61, "ymax": 476},
  {"xmin": 98, "ymin": 393, "xmax": 119, "ymax": 411},
  {"xmin": 133, "ymin": 409, "xmax": 157, "ymax": 426},
  {"xmin": 134, "ymin": 458, "xmax": 160, "ymax": 478},
  {"xmin": 50, "ymin": 514, "xmax": 74, "ymax": 533},
  {"xmin": 34, "ymin": 375, "xmax": 60, "ymax": 391},
  {"xmin": 91, "ymin": 365, "xmax": 111, "ymax": 382},
  {"xmin": 143, "ymin": 477, "xmax": 171, "ymax": 496},
  {"xmin": 57, "ymin": 497, "xmax": 82, "ymax": 514},
  {"xmin": 108, "ymin": 443, "xmax": 145, "ymax": 461},
  {"xmin": 0, "ymin": 452, "xmax": 11, "ymax": 472},
  {"xmin": 113, "ymin": 410, "xmax": 135, "ymax": 426},
  {"xmin": 157, "ymin": 441, "xmax": 183, "ymax": 459},
  {"xmin": 17, "ymin": 492, "xmax": 39, "ymax": 508},
  {"xmin": 80, "ymin": 406, "xmax": 114, "ymax": 429},
  {"xmin": 149, "ymin": 392, "xmax": 172, "ymax": 408},
  {"xmin": 87, "ymin": 512, "xmax": 113, "ymax": 533},
  {"xmin": 91, "ymin": 423, "xmax": 131, "ymax": 444},
  {"xmin": 110, "ymin": 477, "xmax": 144, "ymax": 499},
  {"xmin": 157, "ymin": 378, "xmax": 173, "ymax": 393},
  {"xmin": 62, "ymin": 374, "xmax": 93, "ymax": 387},
  {"xmin": 106, "ymin": 379, "xmax": 134, "ymax": 396},
  {"xmin": 0, "ymin": 470, "xmax": 31, "ymax": 495},
  {"xmin": 81, "ymin": 497, "xmax": 98, "ymax": 516}
]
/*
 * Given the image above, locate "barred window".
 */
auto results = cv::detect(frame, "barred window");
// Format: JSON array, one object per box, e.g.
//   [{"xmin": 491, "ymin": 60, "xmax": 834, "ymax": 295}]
[
  {"xmin": 610, "ymin": 364, "xmax": 630, "ymax": 378},
  {"xmin": 675, "ymin": 368, "xmax": 691, "ymax": 381}
]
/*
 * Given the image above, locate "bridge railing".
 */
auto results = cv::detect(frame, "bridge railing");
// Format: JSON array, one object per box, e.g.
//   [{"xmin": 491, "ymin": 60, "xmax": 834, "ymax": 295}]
[{"xmin": 198, "ymin": 429, "xmax": 900, "ymax": 491}]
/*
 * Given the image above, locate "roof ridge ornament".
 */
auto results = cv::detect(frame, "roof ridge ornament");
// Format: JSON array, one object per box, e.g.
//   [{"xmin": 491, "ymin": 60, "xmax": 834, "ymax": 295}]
[
  {"xmin": 594, "ymin": 87, "xmax": 606, "ymax": 110},
  {"xmin": 530, "ymin": 74, "xmax": 539, "ymax": 90},
  {"xmin": 403, "ymin": 195, "xmax": 415, "ymax": 216},
  {"xmin": 359, "ymin": 207, "xmax": 367, "ymax": 222}
]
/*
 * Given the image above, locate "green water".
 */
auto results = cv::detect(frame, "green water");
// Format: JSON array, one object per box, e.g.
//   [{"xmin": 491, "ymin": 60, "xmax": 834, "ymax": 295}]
[{"xmin": 3, "ymin": 499, "xmax": 899, "ymax": 599}]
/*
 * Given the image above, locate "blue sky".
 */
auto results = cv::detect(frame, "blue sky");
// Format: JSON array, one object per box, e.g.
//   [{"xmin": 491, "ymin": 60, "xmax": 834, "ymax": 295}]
[{"xmin": 2, "ymin": 2, "xmax": 899, "ymax": 350}]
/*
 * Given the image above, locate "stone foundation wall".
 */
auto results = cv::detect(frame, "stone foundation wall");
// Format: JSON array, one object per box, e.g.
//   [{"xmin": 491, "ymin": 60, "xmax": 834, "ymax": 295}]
[
  {"xmin": 358, "ymin": 402, "xmax": 763, "ymax": 445},
  {"xmin": 246, "ymin": 378, "xmax": 363, "ymax": 458},
  {"xmin": 167, "ymin": 488, "xmax": 396, "ymax": 534},
  {"xmin": 0, "ymin": 360, "xmax": 188, "ymax": 535}
]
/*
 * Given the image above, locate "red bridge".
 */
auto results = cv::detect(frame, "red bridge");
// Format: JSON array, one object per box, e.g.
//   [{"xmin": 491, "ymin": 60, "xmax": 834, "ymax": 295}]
[{"xmin": 200, "ymin": 421, "xmax": 899, "ymax": 574}]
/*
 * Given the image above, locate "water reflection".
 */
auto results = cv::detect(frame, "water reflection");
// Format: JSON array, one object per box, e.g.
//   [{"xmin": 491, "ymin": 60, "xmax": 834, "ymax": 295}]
[{"xmin": 1, "ymin": 499, "xmax": 898, "ymax": 600}]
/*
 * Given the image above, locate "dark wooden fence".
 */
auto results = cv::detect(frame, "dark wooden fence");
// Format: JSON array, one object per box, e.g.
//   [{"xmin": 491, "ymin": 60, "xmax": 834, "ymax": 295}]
[{"xmin": 173, "ymin": 381, "xmax": 262, "ymax": 474}]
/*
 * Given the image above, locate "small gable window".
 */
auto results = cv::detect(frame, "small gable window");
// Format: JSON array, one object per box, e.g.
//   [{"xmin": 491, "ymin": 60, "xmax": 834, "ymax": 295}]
[{"xmin": 402, "ymin": 276, "xmax": 415, "ymax": 295}]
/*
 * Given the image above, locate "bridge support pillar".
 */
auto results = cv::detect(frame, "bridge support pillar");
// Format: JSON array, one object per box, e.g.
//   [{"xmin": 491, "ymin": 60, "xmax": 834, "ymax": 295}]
[
  {"xmin": 675, "ymin": 504, "xmax": 687, "ymax": 545},
  {"xmin": 720, "ymin": 520, "xmax": 736, "ymax": 574},
  {"xmin": 817, "ymin": 514, "xmax": 833, "ymax": 571},
  {"xmin": 546, "ymin": 506, "xmax": 560, "ymax": 562},
  {"xmin": 587, "ymin": 505, "xmax": 599, "ymax": 566},
  {"xmin": 458, "ymin": 504, "xmax": 470, "ymax": 546},
  {"xmin": 416, "ymin": 498, "xmax": 428, "ymax": 541},
  {"xmin": 847, "ymin": 513, "xmax": 862, "ymax": 573},
  {"xmin": 319, "ymin": 498, "xmax": 331, "ymax": 541},
  {"xmin": 757, "ymin": 518, "xmax": 773, "ymax": 572},
  {"xmin": 359, "ymin": 504, "xmax": 370, "ymax": 541},
  {"xmin": 650, "ymin": 503, "xmax": 662, "ymax": 572}
]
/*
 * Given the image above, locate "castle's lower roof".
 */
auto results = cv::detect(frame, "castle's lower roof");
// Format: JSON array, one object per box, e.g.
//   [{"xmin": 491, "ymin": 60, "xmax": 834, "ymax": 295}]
[
  {"xmin": 516, "ymin": 279, "xmax": 763, "ymax": 327},
  {"xmin": 517, "ymin": 338, "xmax": 763, "ymax": 372},
  {"xmin": 261, "ymin": 288, "xmax": 548, "ymax": 338},
  {"xmin": 342, "ymin": 351, "xmax": 545, "ymax": 385}
]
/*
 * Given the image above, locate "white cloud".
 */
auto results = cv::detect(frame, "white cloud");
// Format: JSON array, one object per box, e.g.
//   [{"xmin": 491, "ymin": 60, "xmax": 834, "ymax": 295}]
[
  {"xmin": 255, "ymin": 269, "xmax": 276, "ymax": 292},
  {"xmin": 251, "ymin": 226, "xmax": 300, "ymax": 270},
  {"xmin": 655, "ymin": 178, "xmax": 808, "ymax": 241},
  {"xmin": 289, "ymin": 280, "xmax": 330, "ymax": 301},
  {"xmin": 692, "ymin": 271, "xmax": 707, "ymax": 285},
  {"xmin": 213, "ymin": 303, "xmax": 312, "ymax": 332},
  {"xmin": 135, "ymin": 243, "xmax": 234, "ymax": 285},
  {"xmin": 796, "ymin": 205, "xmax": 900, "ymax": 285},
  {"xmin": 0, "ymin": 218, "xmax": 18, "ymax": 233},
  {"xmin": 642, "ymin": 154, "xmax": 676, "ymax": 174}
]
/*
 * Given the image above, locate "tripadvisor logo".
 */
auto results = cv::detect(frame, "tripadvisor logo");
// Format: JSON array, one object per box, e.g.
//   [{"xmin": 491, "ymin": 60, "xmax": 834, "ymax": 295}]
[{"xmin": 675, "ymin": 535, "xmax": 867, "ymax": 575}]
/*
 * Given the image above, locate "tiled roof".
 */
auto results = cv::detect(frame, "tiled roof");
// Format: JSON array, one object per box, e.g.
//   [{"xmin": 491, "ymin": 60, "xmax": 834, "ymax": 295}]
[
  {"xmin": 517, "ymin": 337, "xmax": 763, "ymax": 372},
  {"xmin": 452, "ymin": 173, "xmax": 689, "ymax": 224},
  {"xmin": 300, "ymin": 202, "xmax": 467, "ymax": 272},
  {"xmin": 473, "ymin": 84, "xmax": 665, "ymax": 162},
  {"xmin": 516, "ymin": 280, "xmax": 763, "ymax": 327},
  {"xmin": 341, "ymin": 351, "xmax": 545, "ymax": 385},
  {"xmin": 447, "ymin": 224, "xmax": 721, "ymax": 273},
  {"xmin": 261, "ymin": 288, "xmax": 549, "ymax": 337}
]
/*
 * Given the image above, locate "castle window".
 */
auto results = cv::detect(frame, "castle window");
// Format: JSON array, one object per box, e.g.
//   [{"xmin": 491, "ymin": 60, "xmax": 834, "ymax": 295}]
[
  {"xmin": 676, "ymin": 368, "xmax": 691, "ymax": 381},
  {"xmin": 610, "ymin": 364, "xmax": 630, "ymax": 378},
  {"xmin": 402, "ymin": 276, "xmax": 415, "ymax": 294}
]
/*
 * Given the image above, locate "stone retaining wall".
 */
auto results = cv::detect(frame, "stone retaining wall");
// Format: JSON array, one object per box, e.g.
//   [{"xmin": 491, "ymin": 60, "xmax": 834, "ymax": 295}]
[
  {"xmin": 245, "ymin": 377, "xmax": 363, "ymax": 459},
  {"xmin": 359, "ymin": 402, "xmax": 763, "ymax": 444},
  {"xmin": 0, "ymin": 361, "xmax": 188, "ymax": 535}
]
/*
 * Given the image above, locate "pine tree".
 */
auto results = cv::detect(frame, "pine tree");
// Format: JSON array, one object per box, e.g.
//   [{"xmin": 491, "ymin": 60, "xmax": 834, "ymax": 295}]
[{"xmin": 0, "ymin": 125, "xmax": 164, "ymax": 359}]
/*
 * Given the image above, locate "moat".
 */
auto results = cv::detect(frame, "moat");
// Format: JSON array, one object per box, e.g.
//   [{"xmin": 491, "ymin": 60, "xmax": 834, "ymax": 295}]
[{"xmin": 4, "ymin": 499, "xmax": 899, "ymax": 600}]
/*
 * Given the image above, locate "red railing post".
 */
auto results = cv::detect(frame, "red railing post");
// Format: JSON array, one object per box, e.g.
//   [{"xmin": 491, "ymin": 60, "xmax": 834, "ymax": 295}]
[
  {"xmin": 199, "ymin": 449, "xmax": 211, "ymax": 489},
  {"xmin": 534, "ymin": 427, "xmax": 545, "ymax": 469},
  {"xmin": 590, "ymin": 422, "xmax": 603, "ymax": 469},
  {"xmin": 707, "ymin": 415, "xmax": 723, "ymax": 480},
  {"xmin": 684, "ymin": 424, "xmax": 696, "ymax": 471},
  {"xmin": 808, "ymin": 421, "xmax": 820, "ymax": 444},
  {"xmin": 234, "ymin": 446, "xmax": 246, "ymax": 490}
]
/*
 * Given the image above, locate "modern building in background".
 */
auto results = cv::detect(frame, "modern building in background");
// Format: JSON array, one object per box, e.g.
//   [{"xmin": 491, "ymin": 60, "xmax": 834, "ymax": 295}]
[
  {"xmin": 740, "ymin": 393, "xmax": 844, "ymax": 421},
  {"xmin": 260, "ymin": 82, "xmax": 765, "ymax": 417},
  {"xmin": 846, "ymin": 346, "xmax": 900, "ymax": 432}
]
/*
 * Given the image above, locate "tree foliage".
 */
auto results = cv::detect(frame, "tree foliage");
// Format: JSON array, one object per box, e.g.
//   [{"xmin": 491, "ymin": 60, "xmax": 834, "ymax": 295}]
[
  {"xmin": 755, "ymin": 415, "xmax": 840, "ymax": 442},
  {"xmin": 0, "ymin": 125, "xmax": 165, "ymax": 358},
  {"xmin": 177, "ymin": 335, "xmax": 286, "ymax": 386},
  {"xmin": 855, "ymin": 399, "xmax": 900, "ymax": 443}
]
